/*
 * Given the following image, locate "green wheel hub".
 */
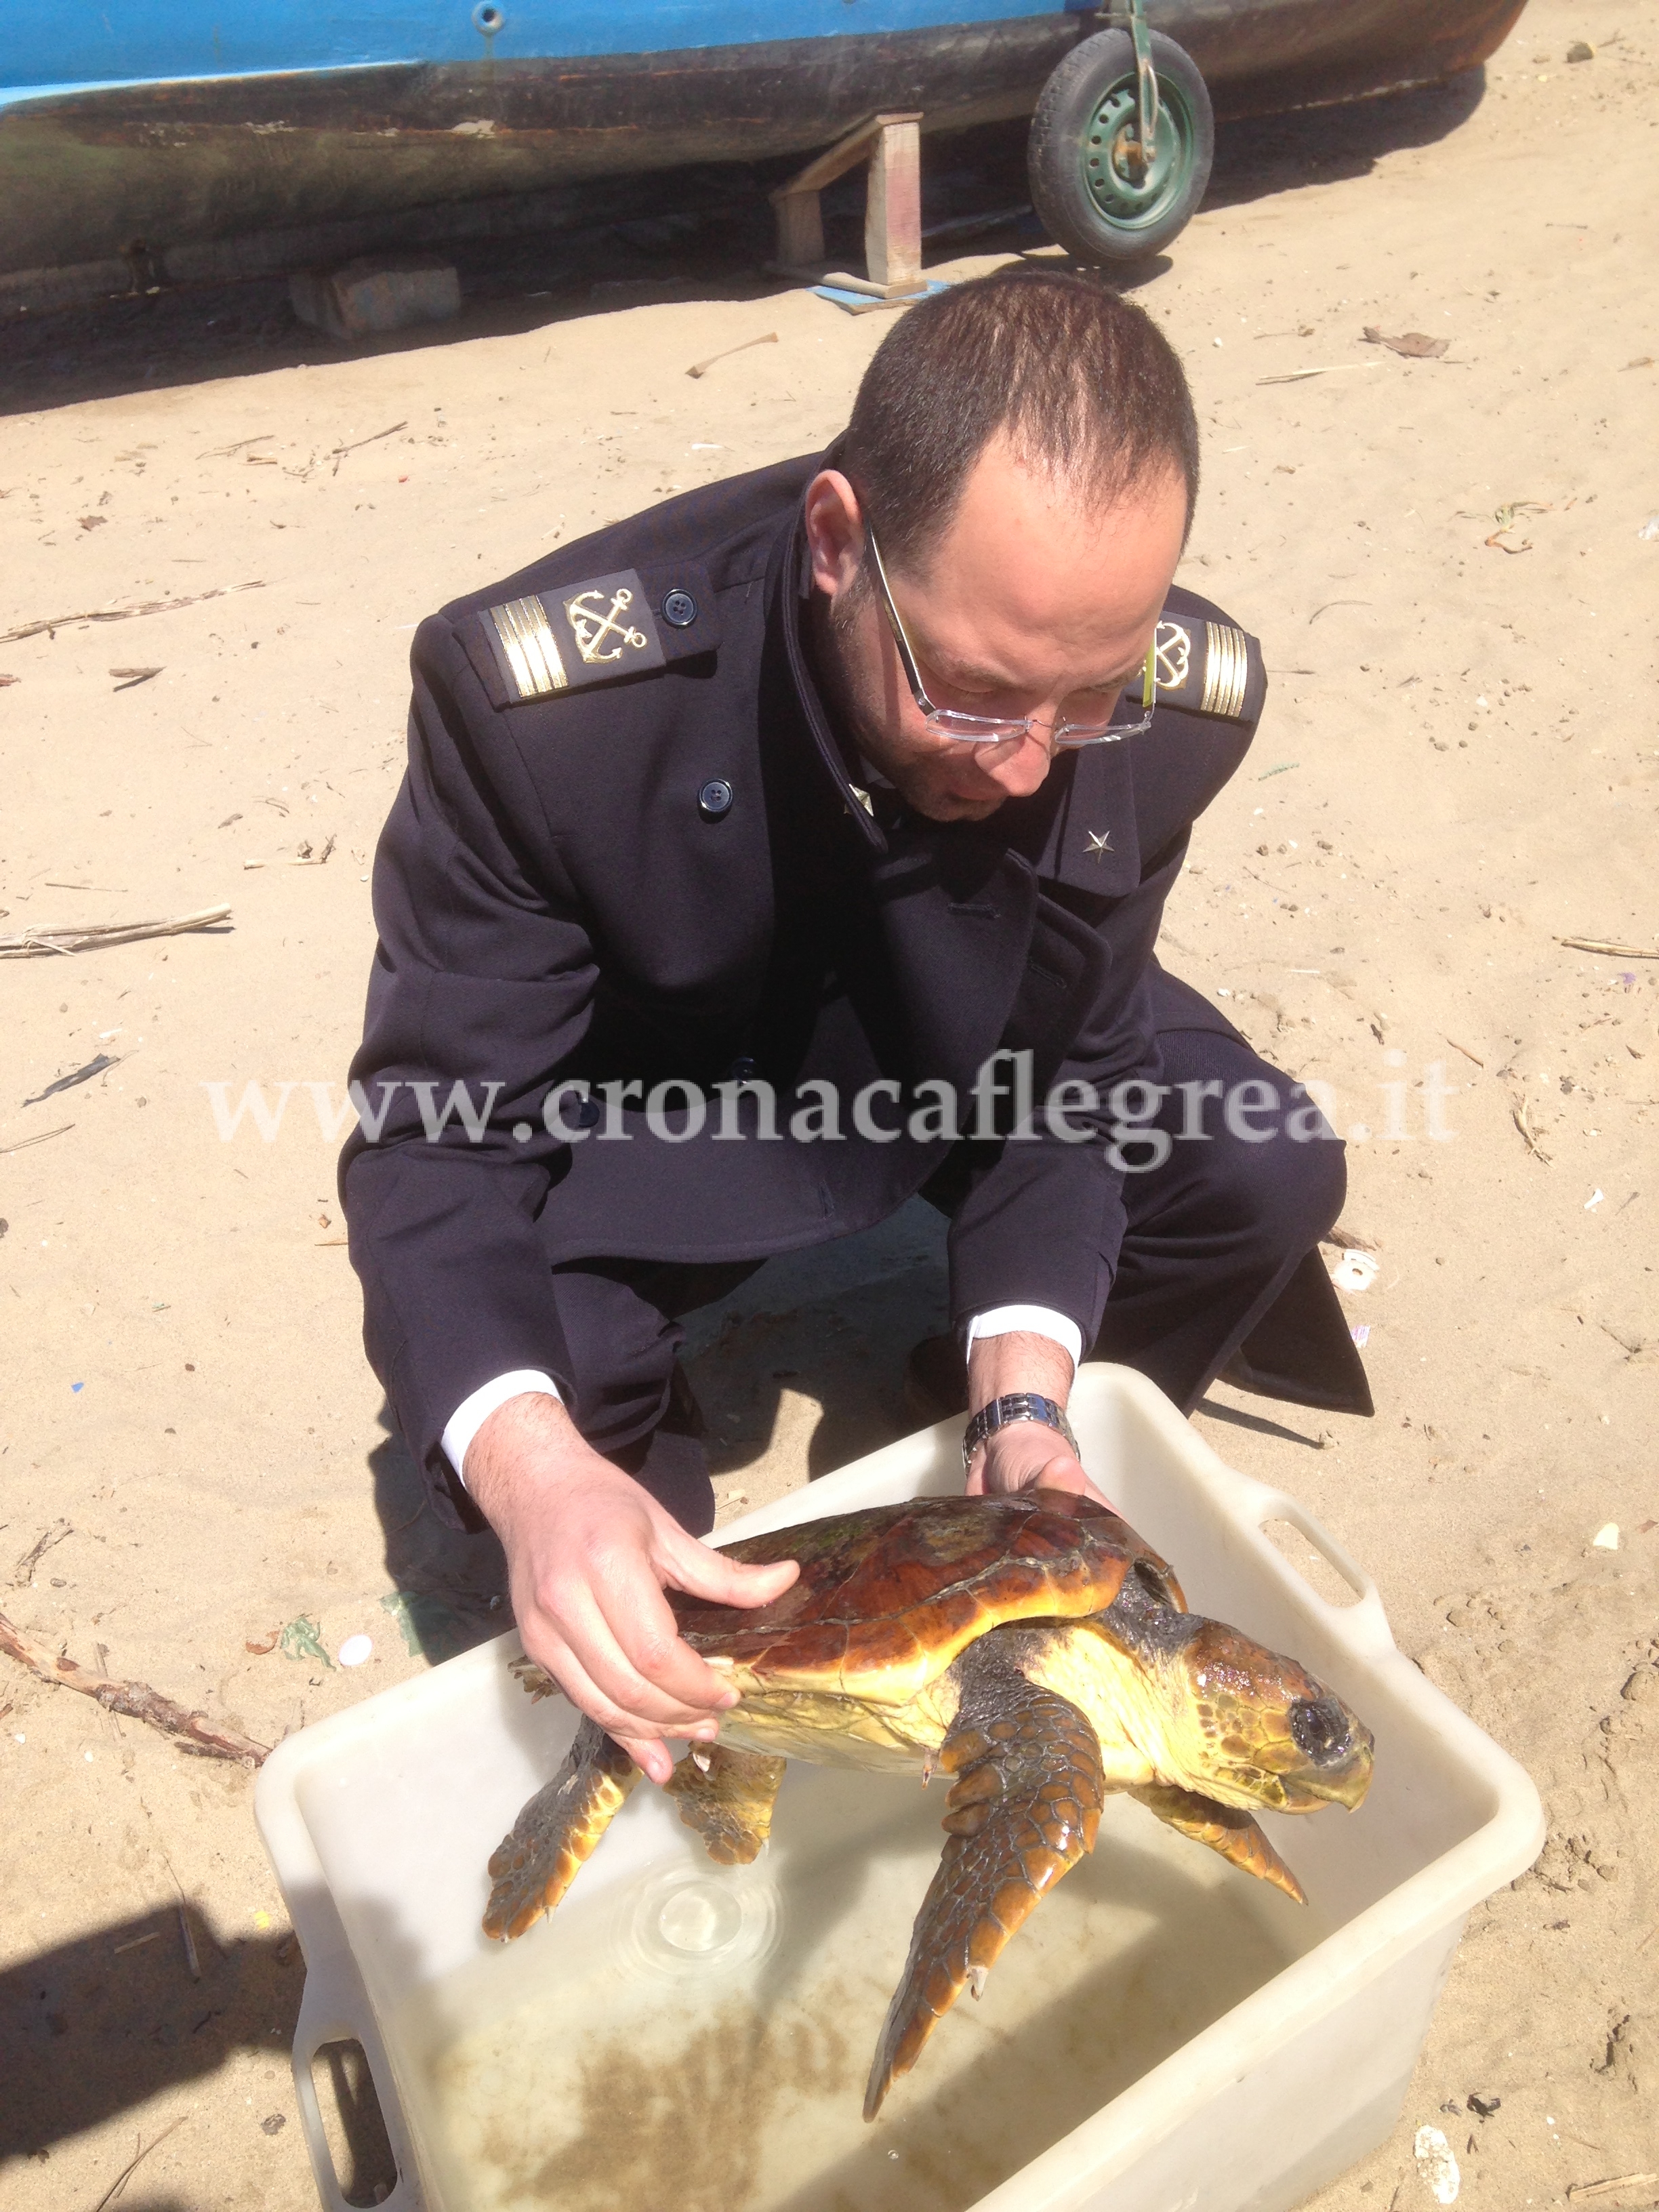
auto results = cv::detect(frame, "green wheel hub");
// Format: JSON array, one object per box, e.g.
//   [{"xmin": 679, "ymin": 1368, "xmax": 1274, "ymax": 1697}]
[{"xmin": 1081, "ymin": 76, "xmax": 1199, "ymax": 232}]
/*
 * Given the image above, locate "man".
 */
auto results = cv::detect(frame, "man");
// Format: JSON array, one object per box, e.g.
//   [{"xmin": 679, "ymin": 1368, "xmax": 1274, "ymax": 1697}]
[{"xmin": 343, "ymin": 270, "xmax": 1368, "ymax": 1786}]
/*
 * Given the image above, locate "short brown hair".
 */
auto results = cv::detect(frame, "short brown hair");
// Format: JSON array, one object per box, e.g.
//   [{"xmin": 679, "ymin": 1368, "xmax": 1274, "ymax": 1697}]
[{"xmin": 840, "ymin": 268, "xmax": 1200, "ymax": 572}]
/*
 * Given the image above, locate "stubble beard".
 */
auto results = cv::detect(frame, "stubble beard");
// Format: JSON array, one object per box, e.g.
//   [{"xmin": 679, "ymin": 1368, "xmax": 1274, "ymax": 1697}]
[{"xmin": 813, "ymin": 579, "xmax": 1006, "ymax": 825}]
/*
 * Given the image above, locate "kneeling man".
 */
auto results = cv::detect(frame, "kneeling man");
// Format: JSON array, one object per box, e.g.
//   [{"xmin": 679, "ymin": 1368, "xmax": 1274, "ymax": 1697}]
[{"xmin": 342, "ymin": 270, "xmax": 1369, "ymax": 1782}]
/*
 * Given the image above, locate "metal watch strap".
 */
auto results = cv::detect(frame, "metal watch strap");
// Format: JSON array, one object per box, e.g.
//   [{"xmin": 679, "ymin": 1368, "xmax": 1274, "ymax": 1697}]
[{"xmin": 961, "ymin": 1393, "xmax": 1080, "ymax": 1473}]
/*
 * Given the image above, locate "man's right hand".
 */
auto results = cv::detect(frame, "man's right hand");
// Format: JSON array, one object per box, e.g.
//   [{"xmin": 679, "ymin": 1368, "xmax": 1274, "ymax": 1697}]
[{"xmin": 464, "ymin": 1391, "xmax": 798, "ymax": 1785}]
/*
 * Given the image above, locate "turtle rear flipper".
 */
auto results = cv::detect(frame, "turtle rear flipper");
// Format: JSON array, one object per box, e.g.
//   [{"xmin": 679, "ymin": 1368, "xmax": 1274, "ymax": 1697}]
[
  {"xmin": 483, "ymin": 1716, "xmax": 639, "ymax": 1940},
  {"xmin": 864, "ymin": 1643, "xmax": 1103, "ymax": 2121},
  {"xmin": 664, "ymin": 1742, "xmax": 787, "ymax": 1864},
  {"xmin": 1128, "ymin": 1780, "xmax": 1307, "ymax": 1904}
]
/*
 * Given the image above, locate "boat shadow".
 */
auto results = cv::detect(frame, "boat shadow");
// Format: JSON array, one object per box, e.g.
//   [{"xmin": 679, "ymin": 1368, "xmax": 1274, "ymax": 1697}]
[
  {"xmin": 0, "ymin": 68, "xmax": 1487, "ymax": 418},
  {"xmin": 1206, "ymin": 65, "xmax": 1489, "ymax": 210}
]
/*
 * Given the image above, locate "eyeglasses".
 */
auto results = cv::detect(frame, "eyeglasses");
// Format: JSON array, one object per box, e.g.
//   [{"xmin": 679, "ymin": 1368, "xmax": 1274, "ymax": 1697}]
[{"xmin": 864, "ymin": 522, "xmax": 1158, "ymax": 752}]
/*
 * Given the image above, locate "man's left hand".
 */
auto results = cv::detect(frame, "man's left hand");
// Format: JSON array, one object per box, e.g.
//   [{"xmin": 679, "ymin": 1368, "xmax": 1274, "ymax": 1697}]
[
  {"xmin": 962, "ymin": 1328, "xmax": 1115, "ymax": 1508},
  {"xmin": 967, "ymin": 1416, "xmax": 1107, "ymax": 1504}
]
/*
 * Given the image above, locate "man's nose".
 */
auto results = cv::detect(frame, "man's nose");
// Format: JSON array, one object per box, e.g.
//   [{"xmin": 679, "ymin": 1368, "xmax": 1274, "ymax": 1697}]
[{"xmin": 981, "ymin": 733, "xmax": 1055, "ymax": 800}]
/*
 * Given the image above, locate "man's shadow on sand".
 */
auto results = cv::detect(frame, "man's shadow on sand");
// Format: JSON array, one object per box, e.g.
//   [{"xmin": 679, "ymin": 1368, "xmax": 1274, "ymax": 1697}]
[{"xmin": 0, "ymin": 1902, "xmax": 401, "ymax": 2199}]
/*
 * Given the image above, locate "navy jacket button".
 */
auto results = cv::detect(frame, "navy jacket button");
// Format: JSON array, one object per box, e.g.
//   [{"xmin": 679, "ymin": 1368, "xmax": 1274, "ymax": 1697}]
[
  {"xmin": 698, "ymin": 778, "xmax": 733, "ymax": 819},
  {"xmin": 661, "ymin": 589, "xmax": 698, "ymax": 628}
]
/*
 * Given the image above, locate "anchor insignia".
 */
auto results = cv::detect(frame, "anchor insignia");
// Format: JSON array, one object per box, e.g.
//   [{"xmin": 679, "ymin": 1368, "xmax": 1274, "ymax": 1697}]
[
  {"xmin": 1152, "ymin": 619, "xmax": 1191, "ymax": 693},
  {"xmin": 565, "ymin": 586, "xmax": 649, "ymax": 664}
]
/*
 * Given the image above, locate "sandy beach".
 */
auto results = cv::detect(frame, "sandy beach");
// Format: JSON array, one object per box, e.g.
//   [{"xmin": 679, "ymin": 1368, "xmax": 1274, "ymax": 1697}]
[{"xmin": 2, "ymin": 0, "xmax": 1655, "ymax": 2201}]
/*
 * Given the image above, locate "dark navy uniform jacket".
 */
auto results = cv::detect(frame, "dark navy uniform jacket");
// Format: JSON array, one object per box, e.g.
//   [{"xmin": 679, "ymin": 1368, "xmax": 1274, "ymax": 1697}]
[{"xmin": 342, "ymin": 453, "xmax": 1265, "ymax": 1498}]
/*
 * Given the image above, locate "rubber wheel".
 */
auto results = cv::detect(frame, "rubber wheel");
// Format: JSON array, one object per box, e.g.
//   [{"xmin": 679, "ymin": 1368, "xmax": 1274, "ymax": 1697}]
[{"xmin": 1028, "ymin": 28, "xmax": 1214, "ymax": 265}]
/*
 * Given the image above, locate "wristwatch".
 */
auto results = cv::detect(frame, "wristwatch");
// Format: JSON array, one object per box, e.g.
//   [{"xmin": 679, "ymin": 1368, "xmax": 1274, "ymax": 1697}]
[{"xmin": 962, "ymin": 1393, "xmax": 1080, "ymax": 1474}]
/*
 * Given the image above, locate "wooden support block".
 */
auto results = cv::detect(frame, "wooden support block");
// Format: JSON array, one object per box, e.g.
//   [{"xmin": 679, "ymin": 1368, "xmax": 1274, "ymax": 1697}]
[
  {"xmin": 865, "ymin": 117, "xmax": 923, "ymax": 289},
  {"xmin": 772, "ymin": 190, "xmax": 825, "ymax": 274},
  {"xmin": 772, "ymin": 110, "xmax": 920, "ymax": 202},
  {"xmin": 820, "ymin": 271, "xmax": 934, "ymax": 302},
  {"xmin": 770, "ymin": 110, "xmax": 925, "ymax": 287}
]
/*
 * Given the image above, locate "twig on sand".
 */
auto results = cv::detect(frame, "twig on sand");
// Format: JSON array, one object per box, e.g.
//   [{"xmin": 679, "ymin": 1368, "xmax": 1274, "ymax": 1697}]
[
  {"xmin": 1308, "ymin": 599, "xmax": 1370, "ymax": 624},
  {"xmin": 1257, "ymin": 363, "xmax": 1386, "ymax": 386},
  {"xmin": 0, "ymin": 1122, "xmax": 73, "ymax": 1155},
  {"xmin": 329, "ymin": 421, "xmax": 408, "ymax": 474},
  {"xmin": 177, "ymin": 1904, "xmax": 201, "ymax": 1982},
  {"xmin": 0, "ymin": 901, "xmax": 231, "ymax": 958},
  {"xmin": 91, "ymin": 2114, "xmax": 191, "ymax": 2212},
  {"xmin": 242, "ymin": 836, "xmax": 334, "ymax": 871},
  {"xmin": 1556, "ymin": 935, "xmax": 1658, "ymax": 958},
  {"xmin": 687, "ymin": 331, "xmax": 778, "ymax": 379},
  {"xmin": 11, "ymin": 1519, "xmax": 73, "ymax": 1586},
  {"xmin": 0, "ymin": 1612, "xmax": 269, "ymax": 1765},
  {"xmin": 1600, "ymin": 1322, "xmax": 1651, "ymax": 1357},
  {"xmin": 1511, "ymin": 1096, "xmax": 1551, "ymax": 1163},
  {"xmin": 0, "ymin": 584, "xmax": 263, "ymax": 644},
  {"xmin": 1445, "ymin": 1038, "xmax": 1485, "ymax": 1066}
]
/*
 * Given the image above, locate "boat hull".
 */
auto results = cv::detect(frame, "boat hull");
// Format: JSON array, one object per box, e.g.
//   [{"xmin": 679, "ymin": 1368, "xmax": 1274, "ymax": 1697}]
[{"xmin": 0, "ymin": 1, "xmax": 1526, "ymax": 281}]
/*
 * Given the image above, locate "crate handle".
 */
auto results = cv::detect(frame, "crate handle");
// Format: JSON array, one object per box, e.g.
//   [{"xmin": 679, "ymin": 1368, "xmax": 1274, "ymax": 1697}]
[
  {"xmin": 1254, "ymin": 1492, "xmax": 1397, "ymax": 1659},
  {"xmin": 291, "ymin": 1957, "xmax": 419, "ymax": 2212}
]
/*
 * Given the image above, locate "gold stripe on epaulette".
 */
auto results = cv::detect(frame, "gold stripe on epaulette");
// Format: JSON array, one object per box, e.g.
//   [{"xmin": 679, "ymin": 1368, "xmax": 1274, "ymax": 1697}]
[
  {"xmin": 489, "ymin": 596, "xmax": 567, "ymax": 699},
  {"xmin": 1202, "ymin": 621, "xmax": 1248, "ymax": 719}
]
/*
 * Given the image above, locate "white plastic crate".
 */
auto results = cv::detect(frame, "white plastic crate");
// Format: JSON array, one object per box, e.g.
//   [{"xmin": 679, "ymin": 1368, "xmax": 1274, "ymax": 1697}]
[{"xmin": 255, "ymin": 1364, "xmax": 1542, "ymax": 2212}]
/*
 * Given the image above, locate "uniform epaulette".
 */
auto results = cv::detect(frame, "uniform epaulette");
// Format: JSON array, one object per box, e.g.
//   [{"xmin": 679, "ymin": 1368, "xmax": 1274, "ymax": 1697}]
[
  {"xmin": 1143, "ymin": 611, "xmax": 1264, "ymax": 723},
  {"xmin": 473, "ymin": 567, "xmax": 714, "ymax": 704}
]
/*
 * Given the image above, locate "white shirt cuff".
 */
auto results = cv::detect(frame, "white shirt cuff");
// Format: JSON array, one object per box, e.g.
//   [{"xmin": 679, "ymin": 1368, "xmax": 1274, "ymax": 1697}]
[
  {"xmin": 965, "ymin": 1305, "xmax": 1083, "ymax": 1373},
  {"xmin": 442, "ymin": 1370, "xmax": 561, "ymax": 1490}
]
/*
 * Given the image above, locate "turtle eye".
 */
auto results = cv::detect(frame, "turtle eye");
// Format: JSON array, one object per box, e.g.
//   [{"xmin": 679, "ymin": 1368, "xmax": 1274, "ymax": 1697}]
[{"xmin": 1289, "ymin": 1696, "xmax": 1352, "ymax": 1767}]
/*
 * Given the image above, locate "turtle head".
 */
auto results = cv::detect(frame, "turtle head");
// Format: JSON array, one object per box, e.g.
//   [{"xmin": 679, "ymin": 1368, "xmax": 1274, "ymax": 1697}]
[
  {"xmin": 1166, "ymin": 1618, "xmax": 1374, "ymax": 1814},
  {"xmin": 1092, "ymin": 1567, "xmax": 1374, "ymax": 1814}
]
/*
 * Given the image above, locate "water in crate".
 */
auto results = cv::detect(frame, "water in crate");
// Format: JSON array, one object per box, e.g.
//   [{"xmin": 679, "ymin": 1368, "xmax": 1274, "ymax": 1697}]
[{"xmin": 403, "ymin": 1757, "xmax": 1310, "ymax": 2212}]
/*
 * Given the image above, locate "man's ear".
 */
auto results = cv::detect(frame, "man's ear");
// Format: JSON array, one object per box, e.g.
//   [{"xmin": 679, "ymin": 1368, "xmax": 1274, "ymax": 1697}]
[{"xmin": 803, "ymin": 470, "xmax": 863, "ymax": 601}]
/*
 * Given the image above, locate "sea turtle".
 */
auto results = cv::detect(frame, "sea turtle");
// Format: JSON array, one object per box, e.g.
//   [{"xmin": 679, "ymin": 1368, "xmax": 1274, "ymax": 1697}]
[{"xmin": 483, "ymin": 1488, "xmax": 1372, "ymax": 2118}]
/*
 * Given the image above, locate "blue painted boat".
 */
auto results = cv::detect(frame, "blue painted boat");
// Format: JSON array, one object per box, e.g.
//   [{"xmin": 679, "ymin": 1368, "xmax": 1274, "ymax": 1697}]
[{"xmin": 1, "ymin": 1, "xmax": 1525, "ymax": 283}]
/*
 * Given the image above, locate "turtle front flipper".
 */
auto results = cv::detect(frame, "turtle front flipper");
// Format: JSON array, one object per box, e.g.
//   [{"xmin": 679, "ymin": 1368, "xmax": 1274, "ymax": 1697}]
[
  {"xmin": 664, "ymin": 1743, "xmax": 787, "ymax": 1864},
  {"xmin": 1127, "ymin": 1780, "xmax": 1307, "ymax": 1904},
  {"xmin": 864, "ymin": 1643, "xmax": 1104, "ymax": 2121},
  {"xmin": 483, "ymin": 1716, "xmax": 640, "ymax": 1940}
]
